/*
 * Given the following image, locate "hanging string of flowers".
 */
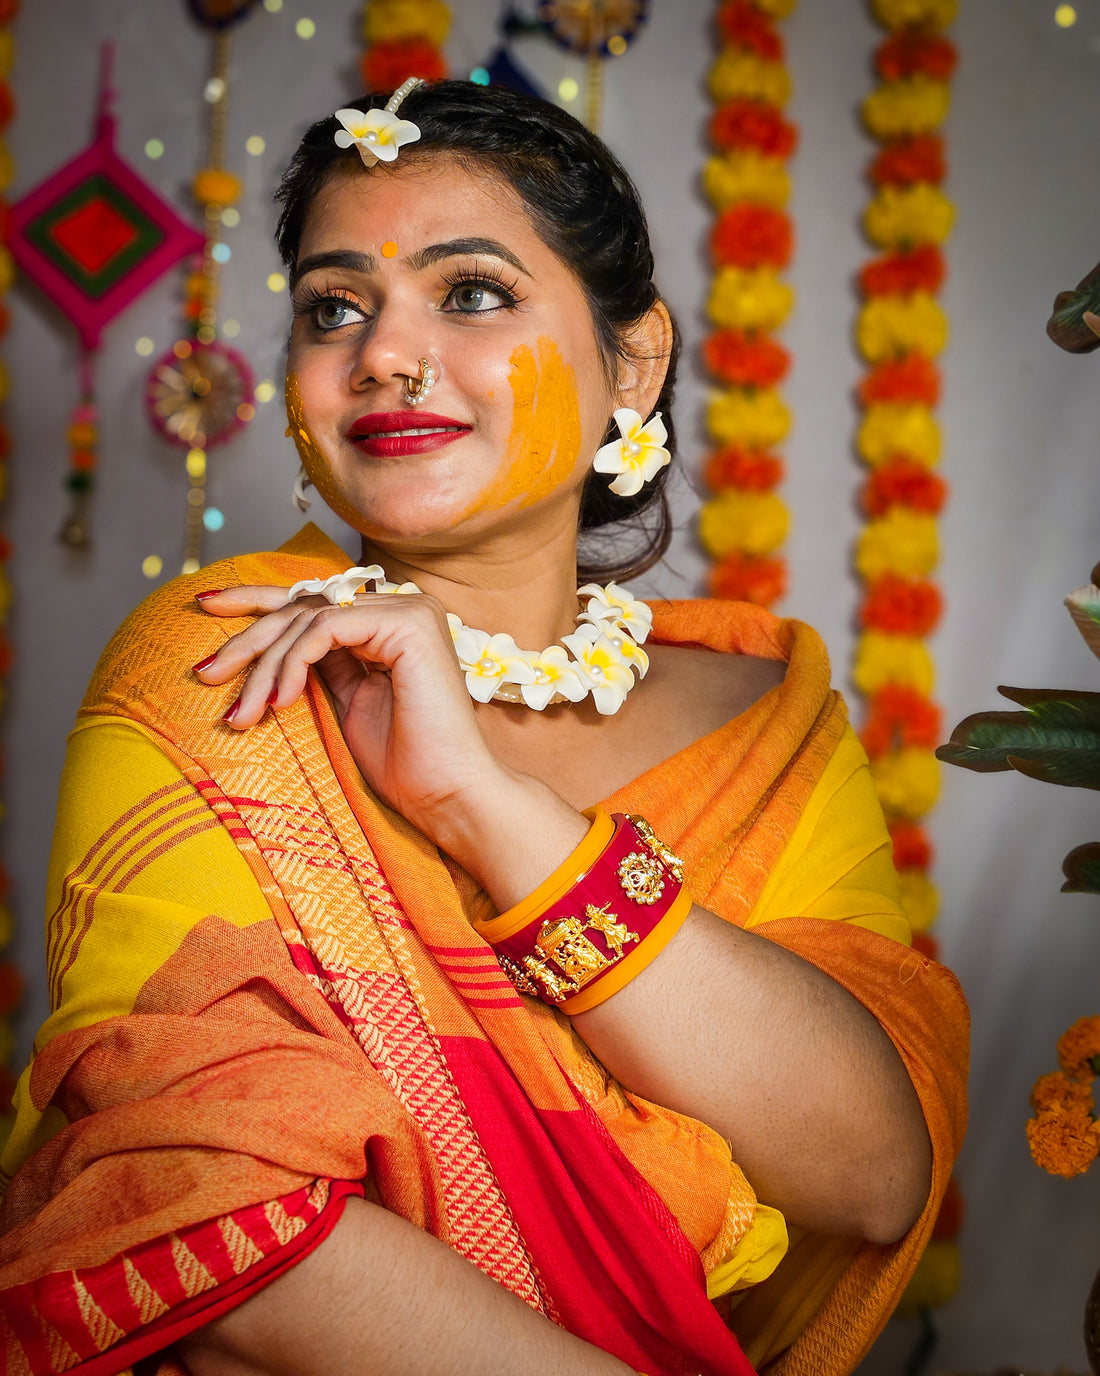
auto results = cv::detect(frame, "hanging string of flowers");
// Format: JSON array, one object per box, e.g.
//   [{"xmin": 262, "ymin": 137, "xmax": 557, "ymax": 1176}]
[
  {"xmin": 1027, "ymin": 1016, "xmax": 1100, "ymax": 1179},
  {"xmin": 0, "ymin": 0, "xmax": 22, "ymax": 1139},
  {"xmin": 359, "ymin": 0, "xmax": 450, "ymax": 93},
  {"xmin": 698, "ymin": 0, "xmax": 798, "ymax": 608},
  {"xmin": 853, "ymin": 0, "xmax": 959, "ymax": 1319}
]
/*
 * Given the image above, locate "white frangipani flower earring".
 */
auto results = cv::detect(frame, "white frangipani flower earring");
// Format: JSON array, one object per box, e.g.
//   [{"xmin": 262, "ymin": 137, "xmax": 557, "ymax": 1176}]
[{"xmin": 592, "ymin": 407, "xmax": 671, "ymax": 498}]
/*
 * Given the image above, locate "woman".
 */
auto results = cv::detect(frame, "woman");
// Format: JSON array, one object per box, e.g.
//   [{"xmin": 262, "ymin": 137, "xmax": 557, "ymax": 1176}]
[{"xmin": 0, "ymin": 81, "xmax": 967, "ymax": 1376}]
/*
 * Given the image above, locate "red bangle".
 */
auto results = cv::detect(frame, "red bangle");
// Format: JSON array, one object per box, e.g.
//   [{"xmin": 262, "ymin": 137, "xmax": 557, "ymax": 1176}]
[{"xmin": 484, "ymin": 813, "xmax": 692, "ymax": 1014}]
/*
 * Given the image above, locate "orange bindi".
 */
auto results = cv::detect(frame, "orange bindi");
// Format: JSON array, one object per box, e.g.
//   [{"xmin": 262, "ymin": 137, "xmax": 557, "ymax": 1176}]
[{"xmin": 381, "ymin": 241, "xmax": 399, "ymax": 258}]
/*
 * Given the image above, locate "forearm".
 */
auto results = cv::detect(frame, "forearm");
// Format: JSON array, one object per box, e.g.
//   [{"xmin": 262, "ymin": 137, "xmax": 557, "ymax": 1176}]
[
  {"xmin": 436, "ymin": 772, "xmax": 931, "ymax": 1243},
  {"xmin": 181, "ymin": 1197, "xmax": 634, "ymax": 1376}
]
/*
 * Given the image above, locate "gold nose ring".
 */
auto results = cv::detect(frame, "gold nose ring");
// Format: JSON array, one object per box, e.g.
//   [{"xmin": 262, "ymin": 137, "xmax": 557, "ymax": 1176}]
[{"xmin": 403, "ymin": 358, "xmax": 435, "ymax": 406}]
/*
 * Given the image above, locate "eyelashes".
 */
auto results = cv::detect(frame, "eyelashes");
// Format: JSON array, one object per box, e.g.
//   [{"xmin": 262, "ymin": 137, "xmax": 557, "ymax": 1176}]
[{"xmin": 291, "ymin": 260, "xmax": 527, "ymax": 332}]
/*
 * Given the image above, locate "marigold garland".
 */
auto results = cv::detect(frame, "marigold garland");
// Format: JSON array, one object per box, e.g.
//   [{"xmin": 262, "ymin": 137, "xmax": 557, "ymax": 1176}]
[
  {"xmin": 1026, "ymin": 1039, "xmax": 1100, "ymax": 1178},
  {"xmin": 701, "ymin": 0, "xmax": 798, "ymax": 609},
  {"xmin": 359, "ymin": 0, "xmax": 449, "ymax": 94},
  {"xmin": 853, "ymin": 0, "xmax": 958, "ymax": 1312}
]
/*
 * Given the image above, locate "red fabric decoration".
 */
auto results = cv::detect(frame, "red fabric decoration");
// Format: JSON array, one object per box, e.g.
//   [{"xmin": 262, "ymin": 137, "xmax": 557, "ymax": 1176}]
[
  {"xmin": 861, "ymin": 574, "xmax": 943, "ymax": 636},
  {"xmin": 716, "ymin": 1, "xmax": 784, "ymax": 61},
  {"xmin": 361, "ymin": 39, "xmax": 447, "ymax": 90},
  {"xmin": 709, "ymin": 100, "xmax": 798, "ymax": 158},
  {"xmin": 892, "ymin": 821, "xmax": 934, "ymax": 871},
  {"xmin": 705, "ymin": 447, "xmax": 784, "ymax": 493},
  {"xmin": 876, "ymin": 33, "xmax": 958, "ymax": 82},
  {"xmin": 871, "ymin": 134, "xmax": 947, "ymax": 187},
  {"xmin": 708, "ymin": 552, "xmax": 787, "ymax": 607},
  {"xmin": 862, "ymin": 458, "xmax": 947, "ymax": 517},
  {"xmin": 858, "ymin": 353, "xmax": 941, "ymax": 406},
  {"xmin": 711, "ymin": 204, "xmax": 792, "ymax": 269},
  {"xmin": 860, "ymin": 243, "xmax": 946, "ymax": 296},
  {"xmin": 861, "ymin": 685, "xmax": 942, "ymax": 757},
  {"xmin": 703, "ymin": 329, "xmax": 790, "ymax": 387}
]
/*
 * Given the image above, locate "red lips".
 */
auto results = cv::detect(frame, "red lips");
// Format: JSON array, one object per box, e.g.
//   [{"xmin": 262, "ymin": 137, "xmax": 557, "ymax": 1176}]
[{"xmin": 347, "ymin": 411, "xmax": 472, "ymax": 458}]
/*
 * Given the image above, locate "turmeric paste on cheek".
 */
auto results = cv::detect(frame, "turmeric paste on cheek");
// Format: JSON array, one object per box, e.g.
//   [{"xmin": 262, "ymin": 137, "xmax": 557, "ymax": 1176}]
[{"xmin": 462, "ymin": 337, "xmax": 583, "ymax": 518}]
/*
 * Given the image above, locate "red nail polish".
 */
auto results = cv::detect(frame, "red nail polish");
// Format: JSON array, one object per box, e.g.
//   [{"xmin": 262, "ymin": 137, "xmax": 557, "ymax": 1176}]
[
  {"xmin": 195, "ymin": 589, "xmax": 223, "ymax": 602},
  {"xmin": 267, "ymin": 685, "xmax": 279, "ymax": 706},
  {"xmin": 193, "ymin": 654, "xmax": 218, "ymax": 673},
  {"xmin": 223, "ymin": 696, "xmax": 241, "ymax": 723}
]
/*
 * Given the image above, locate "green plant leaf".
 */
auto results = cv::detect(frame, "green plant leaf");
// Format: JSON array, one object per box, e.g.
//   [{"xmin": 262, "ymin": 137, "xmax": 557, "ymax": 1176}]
[
  {"xmin": 936, "ymin": 703, "xmax": 1100, "ymax": 786},
  {"xmin": 1061, "ymin": 842, "xmax": 1100, "ymax": 895},
  {"xmin": 1006, "ymin": 750, "xmax": 1100, "ymax": 790},
  {"xmin": 996, "ymin": 685, "xmax": 1100, "ymax": 730},
  {"xmin": 1066, "ymin": 583, "xmax": 1100, "ymax": 664}
]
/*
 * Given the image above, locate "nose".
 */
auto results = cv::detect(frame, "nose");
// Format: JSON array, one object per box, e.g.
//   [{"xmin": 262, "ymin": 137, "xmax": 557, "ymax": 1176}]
[{"xmin": 347, "ymin": 304, "xmax": 428, "ymax": 396}]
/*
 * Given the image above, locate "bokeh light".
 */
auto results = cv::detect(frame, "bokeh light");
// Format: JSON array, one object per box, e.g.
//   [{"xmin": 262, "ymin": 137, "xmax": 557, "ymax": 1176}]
[
  {"xmin": 142, "ymin": 555, "xmax": 163, "ymax": 579},
  {"xmin": 144, "ymin": 139, "xmax": 164, "ymax": 160}
]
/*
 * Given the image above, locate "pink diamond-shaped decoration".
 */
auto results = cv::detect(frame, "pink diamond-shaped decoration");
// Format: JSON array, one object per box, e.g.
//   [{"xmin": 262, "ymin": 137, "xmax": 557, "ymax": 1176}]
[{"xmin": 9, "ymin": 45, "xmax": 204, "ymax": 351}]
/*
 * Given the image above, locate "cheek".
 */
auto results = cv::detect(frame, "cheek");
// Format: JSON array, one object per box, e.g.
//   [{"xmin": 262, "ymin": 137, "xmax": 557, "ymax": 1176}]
[
  {"xmin": 461, "ymin": 336, "xmax": 586, "ymax": 518},
  {"xmin": 285, "ymin": 372, "xmax": 358, "ymax": 518}
]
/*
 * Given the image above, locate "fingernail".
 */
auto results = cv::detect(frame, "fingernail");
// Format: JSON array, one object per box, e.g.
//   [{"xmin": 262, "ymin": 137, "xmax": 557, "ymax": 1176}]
[
  {"xmin": 192, "ymin": 654, "xmax": 218, "ymax": 673},
  {"xmin": 223, "ymin": 696, "xmax": 241, "ymax": 723},
  {"xmin": 195, "ymin": 589, "xmax": 222, "ymax": 602},
  {"xmin": 267, "ymin": 685, "xmax": 279, "ymax": 706}
]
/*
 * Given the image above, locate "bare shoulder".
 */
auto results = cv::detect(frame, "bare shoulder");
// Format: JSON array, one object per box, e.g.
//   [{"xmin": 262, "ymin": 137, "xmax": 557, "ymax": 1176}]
[{"xmin": 637, "ymin": 643, "xmax": 787, "ymax": 744}]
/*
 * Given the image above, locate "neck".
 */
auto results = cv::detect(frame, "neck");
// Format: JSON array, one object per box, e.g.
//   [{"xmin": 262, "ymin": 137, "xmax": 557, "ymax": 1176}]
[{"xmin": 360, "ymin": 516, "xmax": 585, "ymax": 648}]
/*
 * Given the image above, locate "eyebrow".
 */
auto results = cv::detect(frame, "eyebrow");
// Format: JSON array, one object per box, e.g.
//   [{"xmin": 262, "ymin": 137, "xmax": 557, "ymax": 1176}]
[{"xmin": 291, "ymin": 237, "xmax": 531, "ymax": 290}]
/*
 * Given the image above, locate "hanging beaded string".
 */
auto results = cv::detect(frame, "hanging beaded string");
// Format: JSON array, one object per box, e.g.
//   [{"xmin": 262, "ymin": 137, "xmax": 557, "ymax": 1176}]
[{"xmin": 698, "ymin": 0, "xmax": 799, "ymax": 609}]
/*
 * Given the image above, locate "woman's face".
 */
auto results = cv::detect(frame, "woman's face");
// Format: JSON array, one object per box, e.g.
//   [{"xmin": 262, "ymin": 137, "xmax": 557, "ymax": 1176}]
[{"xmin": 285, "ymin": 156, "xmax": 619, "ymax": 551}]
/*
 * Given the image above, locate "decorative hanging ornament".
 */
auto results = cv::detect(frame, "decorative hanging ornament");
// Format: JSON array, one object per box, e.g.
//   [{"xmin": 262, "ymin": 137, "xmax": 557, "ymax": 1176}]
[
  {"xmin": 537, "ymin": 0, "xmax": 649, "ymax": 130},
  {"xmin": 147, "ymin": 6, "xmax": 257, "ymax": 575},
  {"xmin": 8, "ymin": 43, "xmax": 205, "ymax": 546}
]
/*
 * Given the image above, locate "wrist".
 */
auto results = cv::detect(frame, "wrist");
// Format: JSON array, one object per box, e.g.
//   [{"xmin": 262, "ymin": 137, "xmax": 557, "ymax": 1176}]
[{"xmin": 429, "ymin": 767, "xmax": 591, "ymax": 911}]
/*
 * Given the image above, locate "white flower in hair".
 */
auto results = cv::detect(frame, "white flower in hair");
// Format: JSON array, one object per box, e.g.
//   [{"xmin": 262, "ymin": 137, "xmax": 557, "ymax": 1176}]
[
  {"xmin": 333, "ymin": 107, "xmax": 422, "ymax": 167},
  {"xmin": 592, "ymin": 408, "xmax": 671, "ymax": 498},
  {"xmin": 577, "ymin": 581, "xmax": 654, "ymax": 644},
  {"xmin": 286, "ymin": 565, "xmax": 385, "ymax": 605},
  {"xmin": 452, "ymin": 628, "xmax": 536, "ymax": 703}
]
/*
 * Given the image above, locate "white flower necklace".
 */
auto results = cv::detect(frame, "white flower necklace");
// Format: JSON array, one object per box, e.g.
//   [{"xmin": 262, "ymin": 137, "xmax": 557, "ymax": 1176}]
[{"xmin": 286, "ymin": 566, "xmax": 653, "ymax": 716}]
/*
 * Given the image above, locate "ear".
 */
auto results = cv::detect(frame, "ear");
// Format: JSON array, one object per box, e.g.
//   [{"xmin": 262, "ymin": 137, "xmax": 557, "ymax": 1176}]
[{"xmin": 615, "ymin": 300, "xmax": 674, "ymax": 419}]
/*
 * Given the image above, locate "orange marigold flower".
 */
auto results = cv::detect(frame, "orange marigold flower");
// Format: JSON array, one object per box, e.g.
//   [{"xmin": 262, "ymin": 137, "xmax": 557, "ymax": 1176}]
[
  {"xmin": 717, "ymin": 0, "xmax": 785, "ymax": 60},
  {"xmin": 362, "ymin": 40, "xmax": 447, "ymax": 91},
  {"xmin": 0, "ymin": 426, "xmax": 10, "ymax": 462},
  {"xmin": 0, "ymin": 301, "xmax": 9, "ymax": 342},
  {"xmin": 859, "ymin": 354, "xmax": 941, "ymax": 406},
  {"xmin": 861, "ymin": 685, "xmax": 942, "ymax": 756},
  {"xmin": 712, "ymin": 204, "xmax": 793, "ymax": 270},
  {"xmin": 710, "ymin": 100, "xmax": 798, "ymax": 158},
  {"xmin": 0, "ymin": 960, "xmax": 22, "ymax": 1017},
  {"xmin": 709, "ymin": 551, "xmax": 787, "ymax": 607},
  {"xmin": 0, "ymin": 82, "xmax": 14, "ymax": 133},
  {"xmin": 705, "ymin": 447, "xmax": 785, "ymax": 493},
  {"xmin": 1058, "ymin": 1015, "xmax": 1100, "ymax": 1077},
  {"xmin": 892, "ymin": 821, "xmax": 933, "ymax": 870},
  {"xmin": 0, "ymin": 632, "xmax": 11, "ymax": 678},
  {"xmin": 1031, "ymin": 1072, "xmax": 1094, "ymax": 1114},
  {"xmin": 860, "ymin": 244, "xmax": 946, "ymax": 296},
  {"xmin": 930, "ymin": 1173, "xmax": 964, "ymax": 1241},
  {"xmin": 876, "ymin": 33, "xmax": 958, "ymax": 83},
  {"xmin": 862, "ymin": 458, "xmax": 948, "ymax": 517},
  {"xmin": 861, "ymin": 574, "xmax": 944, "ymax": 636},
  {"xmin": 911, "ymin": 930, "xmax": 939, "ymax": 960},
  {"xmin": 704, "ymin": 330, "xmax": 790, "ymax": 387},
  {"xmin": 1026, "ymin": 1103, "xmax": 1100, "ymax": 1178},
  {"xmin": 871, "ymin": 134, "xmax": 947, "ymax": 188}
]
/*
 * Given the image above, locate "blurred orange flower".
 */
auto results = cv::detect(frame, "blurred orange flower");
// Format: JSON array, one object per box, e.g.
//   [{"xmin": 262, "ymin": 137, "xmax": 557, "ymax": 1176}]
[
  {"xmin": 861, "ymin": 573, "xmax": 943, "ymax": 635},
  {"xmin": 704, "ymin": 330, "xmax": 790, "ymax": 387},
  {"xmin": 705, "ymin": 447, "xmax": 785, "ymax": 493},
  {"xmin": 891, "ymin": 820, "xmax": 933, "ymax": 870},
  {"xmin": 717, "ymin": 0, "xmax": 784, "ymax": 60},
  {"xmin": 876, "ymin": 33, "xmax": 958, "ymax": 82},
  {"xmin": 862, "ymin": 457, "xmax": 947, "ymax": 517},
  {"xmin": 859, "ymin": 353, "xmax": 941, "ymax": 406},
  {"xmin": 708, "ymin": 551, "xmax": 787, "ymax": 607},
  {"xmin": 709, "ymin": 99, "xmax": 798, "ymax": 158},
  {"xmin": 712, "ymin": 204, "xmax": 793, "ymax": 269},
  {"xmin": 861, "ymin": 243, "xmax": 946, "ymax": 295}
]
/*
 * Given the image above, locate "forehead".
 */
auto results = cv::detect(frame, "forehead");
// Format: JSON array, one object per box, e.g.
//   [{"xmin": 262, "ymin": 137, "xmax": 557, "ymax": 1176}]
[{"xmin": 297, "ymin": 156, "xmax": 541, "ymax": 256}]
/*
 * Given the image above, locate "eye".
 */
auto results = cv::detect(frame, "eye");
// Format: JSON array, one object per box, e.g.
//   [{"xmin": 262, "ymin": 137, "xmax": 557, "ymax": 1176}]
[
  {"xmin": 442, "ymin": 277, "xmax": 517, "ymax": 314},
  {"xmin": 313, "ymin": 296, "xmax": 367, "ymax": 330}
]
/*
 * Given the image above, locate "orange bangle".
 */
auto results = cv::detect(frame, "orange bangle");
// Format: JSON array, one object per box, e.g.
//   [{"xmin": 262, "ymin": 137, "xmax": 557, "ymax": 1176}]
[{"xmin": 471, "ymin": 806, "xmax": 617, "ymax": 944}]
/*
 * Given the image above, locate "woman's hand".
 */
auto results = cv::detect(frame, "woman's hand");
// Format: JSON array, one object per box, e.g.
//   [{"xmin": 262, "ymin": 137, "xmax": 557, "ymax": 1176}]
[{"xmin": 193, "ymin": 586, "xmax": 510, "ymax": 842}]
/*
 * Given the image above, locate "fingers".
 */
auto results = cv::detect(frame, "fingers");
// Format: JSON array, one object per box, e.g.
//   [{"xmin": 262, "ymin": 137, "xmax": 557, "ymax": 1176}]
[{"xmin": 195, "ymin": 585, "xmax": 297, "ymax": 616}]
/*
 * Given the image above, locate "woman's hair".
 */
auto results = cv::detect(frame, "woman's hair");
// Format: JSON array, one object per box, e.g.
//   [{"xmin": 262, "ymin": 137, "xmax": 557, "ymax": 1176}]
[{"xmin": 275, "ymin": 80, "xmax": 681, "ymax": 583}]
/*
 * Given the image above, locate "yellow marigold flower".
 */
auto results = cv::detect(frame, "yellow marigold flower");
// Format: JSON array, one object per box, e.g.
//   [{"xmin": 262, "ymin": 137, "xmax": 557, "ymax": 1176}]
[
  {"xmin": 0, "ymin": 33, "xmax": 12, "ymax": 81},
  {"xmin": 872, "ymin": 0, "xmax": 957, "ymax": 29},
  {"xmin": 0, "ymin": 246, "xmax": 12, "ymax": 296},
  {"xmin": 709, "ymin": 51, "xmax": 791, "ymax": 107},
  {"xmin": 857, "ymin": 511, "xmax": 938, "ymax": 583},
  {"xmin": 707, "ymin": 387, "xmax": 791, "ymax": 448},
  {"xmin": 895, "ymin": 1241, "xmax": 960, "ymax": 1318},
  {"xmin": 853, "ymin": 630, "xmax": 935, "ymax": 696},
  {"xmin": 863, "ymin": 77, "xmax": 951, "ymax": 140},
  {"xmin": 362, "ymin": 0, "xmax": 450, "ymax": 46},
  {"xmin": 858, "ymin": 403, "xmax": 940, "ymax": 468},
  {"xmin": 858, "ymin": 293, "xmax": 948, "ymax": 362},
  {"xmin": 1026, "ymin": 1103, "xmax": 1100, "ymax": 1179},
  {"xmin": 865, "ymin": 184, "xmax": 954, "ymax": 249},
  {"xmin": 708, "ymin": 267, "xmax": 794, "ymax": 333},
  {"xmin": 753, "ymin": 0, "xmax": 798, "ymax": 15},
  {"xmin": 703, "ymin": 152, "xmax": 790, "ymax": 211},
  {"xmin": 898, "ymin": 869, "xmax": 938, "ymax": 933},
  {"xmin": 192, "ymin": 168, "xmax": 242, "ymax": 208},
  {"xmin": 1058, "ymin": 1015, "xmax": 1100, "ymax": 1078},
  {"xmin": 870, "ymin": 747, "xmax": 940, "ymax": 820},
  {"xmin": 698, "ymin": 490, "xmax": 790, "ymax": 559}
]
